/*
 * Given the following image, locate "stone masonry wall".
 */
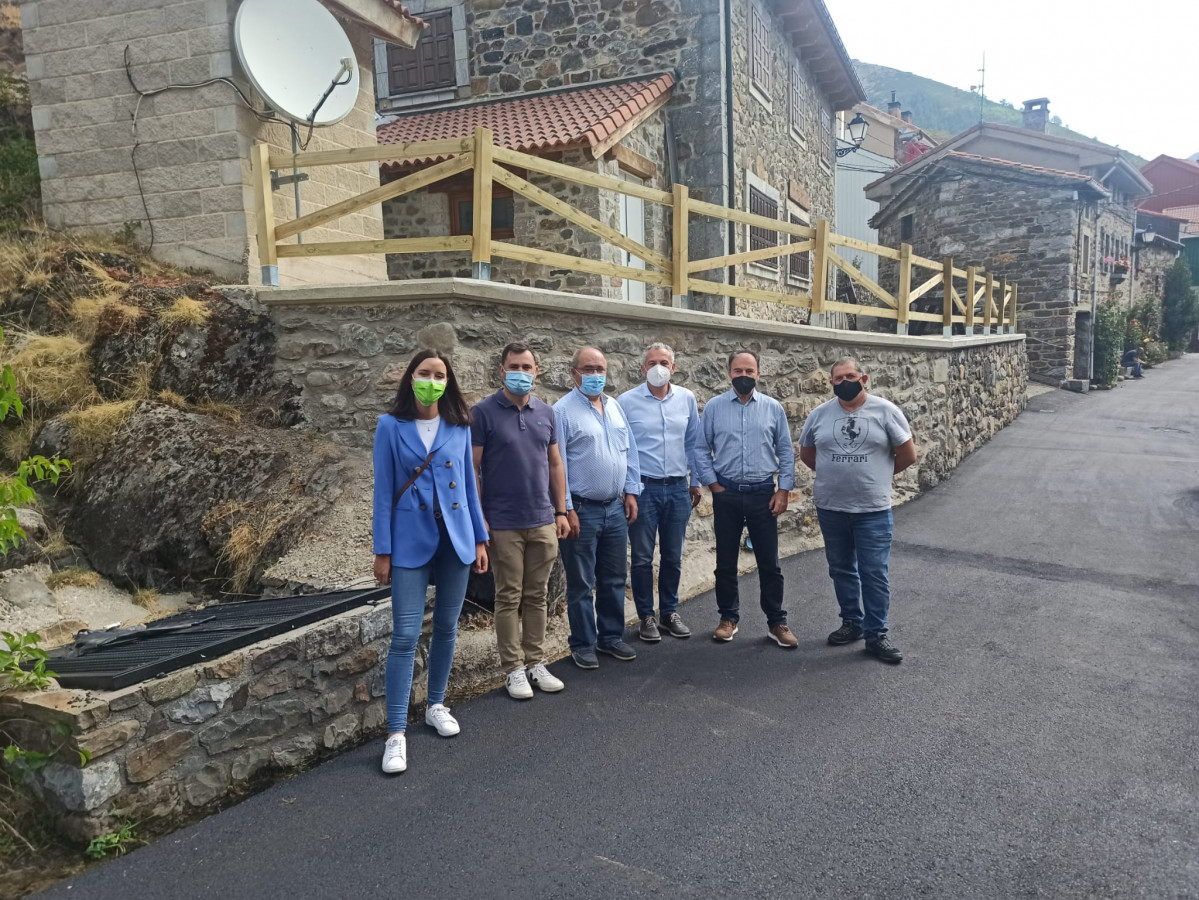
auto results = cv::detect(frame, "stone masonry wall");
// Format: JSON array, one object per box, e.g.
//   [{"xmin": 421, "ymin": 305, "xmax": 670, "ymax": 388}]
[
  {"xmin": 728, "ymin": 0, "xmax": 836, "ymax": 324},
  {"xmin": 22, "ymin": 0, "xmax": 386, "ymax": 286},
  {"xmin": 3, "ymin": 603, "xmax": 407, "ymax": 842},
  {"xmin": 266, "ymin": 281, "xmax": 1028, "ymax": 500},
  {"xmin": 464, "ymin": 0, "xmax": 730, "ymax": 312},
  {"xmin": 877, "ymin": 167, "xmax": 1078, "ymax": 384}
]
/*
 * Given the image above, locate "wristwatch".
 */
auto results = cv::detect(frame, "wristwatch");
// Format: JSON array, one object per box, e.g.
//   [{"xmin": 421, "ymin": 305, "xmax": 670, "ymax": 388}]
[{"xmin": 554, "ymin": 511, "xmax": 568, "ymax": 517}]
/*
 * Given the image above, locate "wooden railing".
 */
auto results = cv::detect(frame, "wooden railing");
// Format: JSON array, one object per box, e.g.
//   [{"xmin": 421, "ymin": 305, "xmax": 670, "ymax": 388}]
[{"xmin": 251, "ymin": 127, "xmax": 1018, "ymax": 335}]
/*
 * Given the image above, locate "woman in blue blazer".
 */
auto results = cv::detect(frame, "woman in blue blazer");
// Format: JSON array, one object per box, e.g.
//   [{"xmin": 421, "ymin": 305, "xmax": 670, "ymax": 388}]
[{"xmin": 373, "ymin": 349, "xmax": 489, "ymax": 774}]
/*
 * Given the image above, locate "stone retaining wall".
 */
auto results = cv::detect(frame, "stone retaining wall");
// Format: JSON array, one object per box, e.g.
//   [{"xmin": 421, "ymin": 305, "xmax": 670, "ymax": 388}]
[{"xmin": 2, "ymin": 603, "xmax": 407, "ymax": 842}]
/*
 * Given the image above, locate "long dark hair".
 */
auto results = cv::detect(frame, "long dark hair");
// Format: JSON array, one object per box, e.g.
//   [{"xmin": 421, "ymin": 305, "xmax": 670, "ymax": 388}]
[{"xmin": 388, "ymin": 349, "xmax": 472, "ymax": 425}]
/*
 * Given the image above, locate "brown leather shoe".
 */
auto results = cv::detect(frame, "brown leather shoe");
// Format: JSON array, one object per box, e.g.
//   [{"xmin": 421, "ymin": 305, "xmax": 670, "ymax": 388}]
[
  {"xmin": 713, "ymin": 620, "xmax": 738, "ymax": 642},
  {"xmin": 769, "ymin": 624, "xmax": 798, "ymax": 648}
]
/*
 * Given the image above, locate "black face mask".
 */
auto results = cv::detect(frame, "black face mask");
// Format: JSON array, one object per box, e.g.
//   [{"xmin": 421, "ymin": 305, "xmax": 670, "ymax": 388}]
[
  {"xmin": 731, "ymin": 375, "xmax": 757, "ymax": 396},
  {"xmin": 833, "ymin": 380, "xmax": 864, "ymax": 402}
]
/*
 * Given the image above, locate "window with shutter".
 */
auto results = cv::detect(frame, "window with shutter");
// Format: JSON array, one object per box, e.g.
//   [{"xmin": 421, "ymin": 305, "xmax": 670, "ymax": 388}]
[
  {"xmin": 750, "ymin": 5, "xmax": 771, "ymax": 97},
  {"xmin": 789, "ymin": 64, "xmax": 806, "ymax": 138},
  {"xmin": 789, "ymin": 213, "xmax": 810, "ymax": 282},
  {"xmin": 386, "ymin": 9, "xmax": 456, "ymax": 95},
  {"xmin": 819, "ymin": 105, "xmax": 832, "ymax": 163},
  {"xmin": 748, "ymin": 186, "xmax": 779, "ymax": 270}
]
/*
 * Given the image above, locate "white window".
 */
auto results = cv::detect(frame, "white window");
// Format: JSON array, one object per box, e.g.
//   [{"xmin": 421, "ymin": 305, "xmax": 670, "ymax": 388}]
[{"xmin": 620, "ymin": 182, "xmax": 647, "ymax": 304}]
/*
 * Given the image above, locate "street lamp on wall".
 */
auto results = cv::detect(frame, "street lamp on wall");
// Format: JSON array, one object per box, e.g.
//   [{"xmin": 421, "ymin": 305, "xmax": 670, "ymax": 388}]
[
  {"xmin": 835, "ymin": 113, "xmax": 869, "ymax": 158},
  {"xmin": 1139, "ymin": 224, "xmax": 1155, "ymax": 245}
]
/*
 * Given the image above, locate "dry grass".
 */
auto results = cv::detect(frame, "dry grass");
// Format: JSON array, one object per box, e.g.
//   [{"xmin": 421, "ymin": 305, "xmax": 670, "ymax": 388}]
[
  {"xmin": 19, "ymin": 270, "xmax": 53, "ymax": 292},
  {"xmin": 7, "ymin": 335, "xmax": 101, "ymax": 415},
  {"xmin": 195, "ymin": 400, "xmax": 241, "ymax": 423},
  {"xmin": 156, "ymin": 389, "xmax": 186, "ymax": 408},
  {"xmin": 207, "ymin": 501, "xmax": 292, "ymax": 592},
  {"xmin": 59, "ymin": 400, "xmax": 137, "ymax": 472},
  {"xmin": 39, "ymin": 527, "xmax": 70, "ymax": 556},
  {"xmin": 132, "ymin": 588, "xmax": 160, "ymax": 610},
  {"xmin": 157, "ymin": 296, "xmax": 211, "ymax": 329},
  {"xmin": 68, "ymin": 293, "xmax": 142, "ymax": 343},
  {"xmin": 1, "ymin": 415, "xmax": 41, "ymax": 466},
  {"xmin": 45, "ymin": 567, "xmax": 102, "ymax": 590}
]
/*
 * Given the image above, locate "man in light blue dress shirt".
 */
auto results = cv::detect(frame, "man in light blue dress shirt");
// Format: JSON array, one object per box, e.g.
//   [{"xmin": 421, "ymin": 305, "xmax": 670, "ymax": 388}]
[
  {"xmin": 554, "ymin": 346, "xmax": 642, "ymax": 669},
  {"xmin": 618, "ymin": 343, "xmax": 701, "ymax": 643},
  {"xmin": 694, "ymin": 349, "xmax": 798, "ymax": 648}
]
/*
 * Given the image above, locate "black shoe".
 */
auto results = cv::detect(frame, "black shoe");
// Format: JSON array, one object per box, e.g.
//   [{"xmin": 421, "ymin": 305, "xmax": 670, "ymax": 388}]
[
  {"xmin": 596, "ymin": 640, "xmax": 637, "ymax": 661},
  {"xmin": 660, "ymin": 612, "xmax": 692, "ymax": 638},
  {"xmin": 638, "ymin": 616, "xmax": 662, "ymax": 642},
  {"xmin": 571, "ymin": 649, "xmax": 599, "ymax": 669},
  {"xmin": 828, "ymin": 621, "xmax": 864, "ymax": 645},
  {"xmin": 864, "ymin": 635, "xmax": 903, "ymax": 664}
]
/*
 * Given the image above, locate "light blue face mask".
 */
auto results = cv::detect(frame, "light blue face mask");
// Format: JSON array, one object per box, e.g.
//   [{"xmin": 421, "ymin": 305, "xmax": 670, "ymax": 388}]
[
  {"xmin": 580, "ymin": 374, "xmax": 607, "ymax": 396},
  {"xmin": 504, "ymin": 371, "xmax": 534, "ymax": 395}
]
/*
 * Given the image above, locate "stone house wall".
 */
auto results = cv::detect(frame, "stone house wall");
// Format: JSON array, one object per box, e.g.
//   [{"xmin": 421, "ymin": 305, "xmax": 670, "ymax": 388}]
[
  {"xmin": 1133, "ymin": 244, "xmax": 1179, "ymax": 308},
  {"xmin": 380, "ymin": 117, "xmax": 672, "ymax": 306},
  {"xmin": 876, "ymin": 169, "xmax": 1083, "ymax": 384},
  {"xmin": 22, "ymin": 0, "xmax": 388, "ymax": 286},
  {"xmin": 727, "ymin": 0, "xmax": 836, "ymax": 324}
]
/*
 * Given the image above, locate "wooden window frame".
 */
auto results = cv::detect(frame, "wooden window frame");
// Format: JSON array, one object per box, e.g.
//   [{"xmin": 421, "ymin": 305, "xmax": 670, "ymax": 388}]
[
  {"xmin": 787, "ymin": 208, "xmax": 811, "ymax": 286},
  {"xmin": 749, "ymin": 3, "xmax": 772, "ymax": 105},
  {"xmin": 448, "ymin": 188, "xmax": 515, "ymax": 240},
  {"xmin": 386, "ymin": 8, "xmax": 456, "ymax": 96},
  {"xmin": 748, "ymin": 184, "xmax": 780, "ymax": 272},
  {"xmin": 789, "ymin": 62, "xmax": 807, "ymax": 144},
  {"xmin": 819, "ymin": 105, "xmax": 833, "ymax": 169}
]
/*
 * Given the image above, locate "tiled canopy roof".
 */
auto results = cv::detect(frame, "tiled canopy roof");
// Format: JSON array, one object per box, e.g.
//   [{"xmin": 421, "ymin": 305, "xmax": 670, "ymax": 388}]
[
  {"xmin": 377, "ymin": 74, "xmax": 675, "ymax": 169},
  {"xmin": 380, "ymin": 0, "xmax": 424, "ymax": 26},
  {"xmin": 944, "ymin": 151, "xmax": 1098, "ymax": 182}
]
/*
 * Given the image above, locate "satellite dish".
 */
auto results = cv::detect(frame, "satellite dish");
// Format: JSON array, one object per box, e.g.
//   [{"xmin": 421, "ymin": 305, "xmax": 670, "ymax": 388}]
[{"xmin": 234, "ymin": 0, "xmax": 360, "ymax": 127}]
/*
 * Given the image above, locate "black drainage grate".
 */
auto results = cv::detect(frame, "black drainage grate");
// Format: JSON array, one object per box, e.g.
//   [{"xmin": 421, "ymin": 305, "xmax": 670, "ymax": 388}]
[{"xmin": 33, "ymin": 587, "xmax": 391, "ymax": 691}]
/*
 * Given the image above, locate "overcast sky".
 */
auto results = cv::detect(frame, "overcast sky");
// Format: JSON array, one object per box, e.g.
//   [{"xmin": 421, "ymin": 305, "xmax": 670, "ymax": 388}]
[{"xmin": 825, "ymin": 0, "xmax": 1196, "ymax": 161}]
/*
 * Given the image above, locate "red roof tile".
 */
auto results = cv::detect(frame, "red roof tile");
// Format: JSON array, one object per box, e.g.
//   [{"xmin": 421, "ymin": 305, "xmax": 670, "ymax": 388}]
[
  {"xmin": 380, "ymin": 0, "xmax": 425, "ymax": 26},
  {"xmin": 377, "ymin": 74, "xmax": 675, "ymax": 169}
]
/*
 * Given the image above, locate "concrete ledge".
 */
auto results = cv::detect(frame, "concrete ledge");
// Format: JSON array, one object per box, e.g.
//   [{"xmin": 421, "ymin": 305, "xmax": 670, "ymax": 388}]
[{"xmin": 249, "ymin": 278, "xmax": 1025, "ymax": 352}]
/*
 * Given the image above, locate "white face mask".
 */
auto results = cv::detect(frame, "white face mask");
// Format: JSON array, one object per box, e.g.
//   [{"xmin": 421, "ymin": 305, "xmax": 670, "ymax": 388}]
[{"xmin": 646, "ymin": 364, "xmax": 672, "ymax": 388}]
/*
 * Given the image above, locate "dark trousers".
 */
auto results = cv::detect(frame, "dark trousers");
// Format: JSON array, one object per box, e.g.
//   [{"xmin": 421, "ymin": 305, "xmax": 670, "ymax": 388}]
[{"xmin": 712, "ymin": 490, "xmax": 786, "ymax": 627}]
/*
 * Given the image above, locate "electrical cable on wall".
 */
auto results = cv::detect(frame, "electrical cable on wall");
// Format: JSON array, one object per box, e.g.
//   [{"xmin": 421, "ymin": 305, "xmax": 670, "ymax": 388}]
[{"xmin": 123, "ymin": 45, "xmax": 276, "ymax": 250}]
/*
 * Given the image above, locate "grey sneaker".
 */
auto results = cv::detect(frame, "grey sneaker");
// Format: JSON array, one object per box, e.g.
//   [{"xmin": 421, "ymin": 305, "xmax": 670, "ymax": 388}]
[
  {"xmin": 660, "ymin": 613, "xmax": 691, "ymax": 638},
  {"xmin": 639, "ymin": 616, "xmax": 662, "ymax": 642},
  {"xmin": 596, "ymin": 640, "xmax": 637, "ymax": 661},
  {"xmin": 571, "ymin": 648, "xmax": 599, "ymax": 669}
]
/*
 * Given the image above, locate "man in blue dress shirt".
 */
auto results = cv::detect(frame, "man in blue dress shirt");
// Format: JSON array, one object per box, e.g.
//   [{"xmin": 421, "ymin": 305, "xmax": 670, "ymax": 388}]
[
  {"xmin": 554, "ymin": 346, "xmax": 642, "ymax": 669},
  {"xmin": 619, "ymin": 343, "xmax": 701, "ymax": 642},
  {"xmin": 693, "ymin": 349, "xmax": 798, "ymax": 648}
]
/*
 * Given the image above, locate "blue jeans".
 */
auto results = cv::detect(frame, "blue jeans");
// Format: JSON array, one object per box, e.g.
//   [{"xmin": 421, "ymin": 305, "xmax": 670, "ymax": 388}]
[
  {"xmin": 628, "ymin": 481, "xmax": 691, "ymax": 619},
  {"xmin": 386, "ymin": 521, "xmax": 471, "ymax": 733},
  {"xmin": 816, "ymin": 507, "xmax": 894, "ymax": 638},
  {"xmin": 558, "ymin": 498, "xmax": 628, "ymax": 651}
]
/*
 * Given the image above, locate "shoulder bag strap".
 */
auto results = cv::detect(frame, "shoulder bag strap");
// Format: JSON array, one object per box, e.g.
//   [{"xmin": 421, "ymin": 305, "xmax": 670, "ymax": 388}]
[{"xmin": 393, "ymin": 449, "xmax": 437, "ymax": 510}]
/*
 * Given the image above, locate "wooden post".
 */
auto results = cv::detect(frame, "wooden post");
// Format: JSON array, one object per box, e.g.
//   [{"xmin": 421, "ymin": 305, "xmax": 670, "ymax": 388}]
[
  {"xmin": 1009, "ymin": 283, "xmax": 1019, "ymax": 334},
  {"xmin": 896, "ymin": 242, "xmax": 912, "ymax": 335},
  {"xmin": 942, "ymin": 257, "xmax": 954, "ymax": 337},
  {"xmin": 251, "ymin": 143, "xmax": 278, "ymax": 286},
  {"xmin": 810, "ymin": 218, "xmax": 830, "ymax": 325},
  {"xmin": 964, "ymin": 266, "xmax": 977, "ymax": 333},
  {"xmin": 998, "ymin": 276, "xmax": 1008, "ymax": 334},
  {"xmin": 472, "ymin": 126, "xmax": 494, "ymax": 280},
  {"xmin": 983, "ymin": 272, "xmax": 995, "ymax": 334},
  {"xmin": 671, "ymin": 183, "xmax": 689, "ymax": 306}
]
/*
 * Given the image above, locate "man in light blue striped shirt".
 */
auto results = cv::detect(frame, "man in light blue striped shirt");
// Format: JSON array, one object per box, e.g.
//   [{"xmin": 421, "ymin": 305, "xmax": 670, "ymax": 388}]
[
  {"xmin": 553, "ymin": 346, "xmax": 641, "ymax": 670},
  {"xmin": 619, "ymin": 343, "xmax": 702, "ymax": 642},
  {"xmin": 694, "ymin": 349, "xmax": 798, "ymax": 648}
]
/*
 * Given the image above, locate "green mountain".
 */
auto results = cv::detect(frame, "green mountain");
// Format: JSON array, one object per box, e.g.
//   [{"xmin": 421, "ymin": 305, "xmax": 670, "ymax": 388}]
[{"xmin": 854, "ymin": 62, "xmax": 1145, "ymax": 165}]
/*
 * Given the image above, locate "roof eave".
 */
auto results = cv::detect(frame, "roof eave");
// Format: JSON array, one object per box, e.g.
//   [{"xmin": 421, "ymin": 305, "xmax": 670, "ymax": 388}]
[
  {"xmin": 774, "ymin": 0, "xmax": 866, "ymax": 111},
  {"xmin": 320, "ymin": 0, "xmax": 424, "ymax": 47}
]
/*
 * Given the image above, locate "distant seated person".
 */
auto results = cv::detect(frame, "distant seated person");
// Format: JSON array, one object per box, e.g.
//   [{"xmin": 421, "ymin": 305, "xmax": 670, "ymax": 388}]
[{"xmin": 1121, "ymin": 347, "xmax": 1144, "ymax": 379}]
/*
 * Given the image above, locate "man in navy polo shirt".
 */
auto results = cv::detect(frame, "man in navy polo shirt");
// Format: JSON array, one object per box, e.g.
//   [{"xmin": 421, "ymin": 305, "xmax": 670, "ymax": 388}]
[{"xmin": 472, "ymin": 342, "xmax": 571, "ymax": 700}]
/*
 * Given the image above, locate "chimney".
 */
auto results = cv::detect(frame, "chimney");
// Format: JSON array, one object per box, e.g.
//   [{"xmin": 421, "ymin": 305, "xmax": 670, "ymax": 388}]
[
  {"xmin": 1022, "ymin": 98, "xmax": 1050, "ymax": 133},
  {"xmin": 901, "ymin": 110, "xmax": 912, "ymax": 124},
  {"xmin": 887, "ymin": 91, "xmax": 901, "ymax": 118}
]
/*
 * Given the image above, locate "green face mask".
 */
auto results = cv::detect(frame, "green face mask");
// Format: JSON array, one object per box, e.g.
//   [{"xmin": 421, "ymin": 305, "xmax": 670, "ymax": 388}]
[{"xmin": 412, "ymin": 378, "xmax": 447, "ymax": 406}]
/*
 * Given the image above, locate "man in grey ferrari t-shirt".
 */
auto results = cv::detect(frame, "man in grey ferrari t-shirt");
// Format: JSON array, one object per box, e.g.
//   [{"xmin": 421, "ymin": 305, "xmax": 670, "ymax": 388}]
[{"xmin": 799, "ymin": 357, "xmax": 916, "ymax": 664}]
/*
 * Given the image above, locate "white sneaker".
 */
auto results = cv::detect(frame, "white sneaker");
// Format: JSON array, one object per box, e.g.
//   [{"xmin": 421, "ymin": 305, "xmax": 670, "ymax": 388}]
[
  {"xmin": 506, "ymin": 667, "xmax": 534, "ymax": 700},
  {"xmin": 528, "ymin": 662, "xmax": 564, "ymax": 693},
  {"xmin": 424, "ymin": 703, "xmax": 460, "ymax": 737},
  {"xmin": 381, "ymin": 734, "xmax": 406, "ymax": 774}
]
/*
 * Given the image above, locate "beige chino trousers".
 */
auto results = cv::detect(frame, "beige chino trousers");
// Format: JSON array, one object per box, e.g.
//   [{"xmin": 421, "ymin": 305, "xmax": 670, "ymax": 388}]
[{"xmin": 489, "ymin": 524, "xmax": 559, "ymax": 672}]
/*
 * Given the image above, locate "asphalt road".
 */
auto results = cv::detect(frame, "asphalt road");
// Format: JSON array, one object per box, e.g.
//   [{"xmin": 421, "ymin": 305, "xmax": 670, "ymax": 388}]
[{"xmin": 37, "ymin": 359, "xmax": 1199, "ymax": 900}]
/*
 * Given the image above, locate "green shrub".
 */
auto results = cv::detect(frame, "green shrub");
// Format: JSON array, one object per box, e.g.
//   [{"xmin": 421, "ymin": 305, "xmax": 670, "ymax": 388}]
[
  {"xmin": 1092, "ymin": 298, "xmax": 1124, "ymax": 387},
  {"xmin": 1161, "ymin": 257, "xmax": 1199, "ymax": 352}
]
